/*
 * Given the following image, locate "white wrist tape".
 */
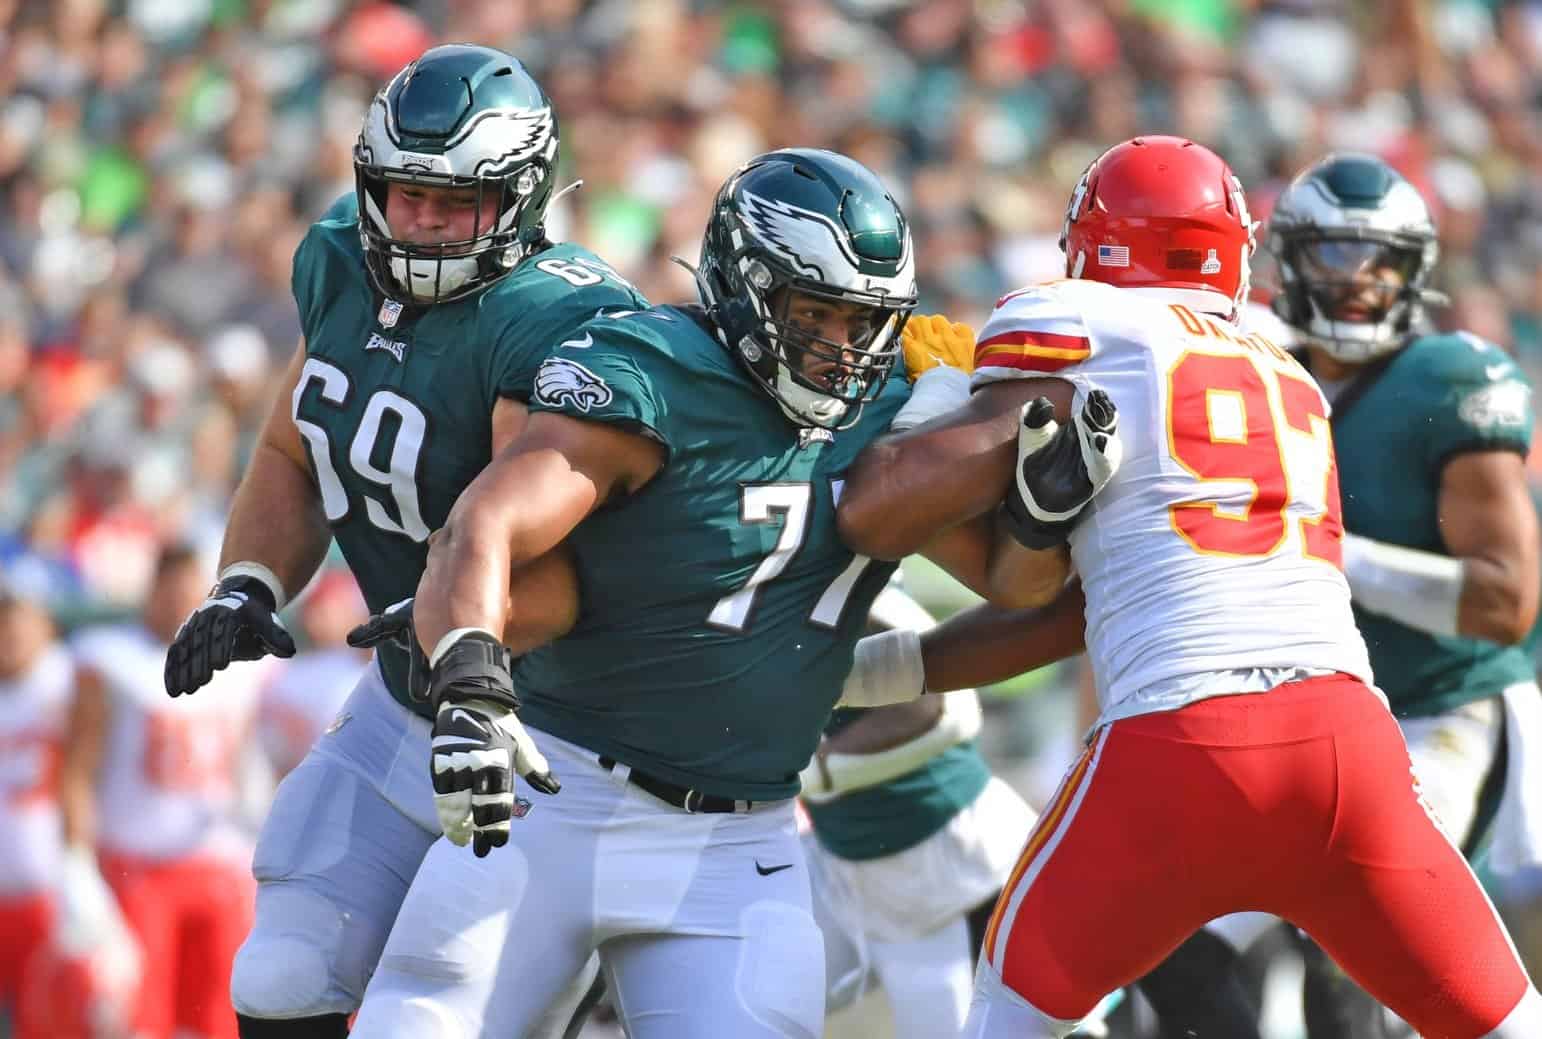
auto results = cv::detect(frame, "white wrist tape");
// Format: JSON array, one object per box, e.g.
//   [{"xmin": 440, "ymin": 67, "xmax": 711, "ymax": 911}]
[
  {"xmin": 1341, "ymin": 533, "xmax": 1464, "ymax": 638},
  {"xmin": 891, "ymin": 365, "xmax": 971, "ymax": 432},
  {"xmin": 800, "ymin": 690, "xmax": 982, "ymax": 801},
  {"xmin": 429, "ymin": 627, "xmax": 502, "ymax": 668},
  {"xmin": 837, "ymin": 628, "xmax": 925, "ymax": 708},
  {"xmin": 219, "ymin": 561, "xmax": 288, "ymax": 611}
]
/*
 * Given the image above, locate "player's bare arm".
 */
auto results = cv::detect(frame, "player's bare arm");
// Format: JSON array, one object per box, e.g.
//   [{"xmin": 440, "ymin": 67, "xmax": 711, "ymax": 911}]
[
  {"xmin": 1439, "ymin": 451, "xmax": 1540, "ymax": 643},
  {"xmin": 918, "ymin": 515, "xmax": 1071, "ymax": 609},
  {"xmin": 217, "ymin": 339, "xmax": 332, "ymax": 595},
  {"xmin": 919, "ymin": 580, "xmax": 1087, "ymax": 693},
  {"xmin": 835, "ymin": 580, "xmax": 1088, "ymax": 711},
  {"xmin": 488, "ymin": 395, "xmax": 584, "ymax": 651},
  {"xmin": 409, "ymin": 411, "xmax": 663, "ymax": 856},
  {"xmin": 414, "ymin": 411, "xmax": 664, "ymax": 658},
  {"xmin": 1340, "ymin": 449, "xmax": 1541, "ymax": 645},
  {"xmin": 839, "ymin": 376, "xmax": 1076, "ymax": 560}
]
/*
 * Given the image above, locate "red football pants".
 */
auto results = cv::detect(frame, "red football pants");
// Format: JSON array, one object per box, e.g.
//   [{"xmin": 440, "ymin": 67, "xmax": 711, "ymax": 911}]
[
  {"xmin": 0, "ymin": 893, "xmax": 53, "ymax": 1038},
  {"xmin": 100, "ymin": 852, "xmax": 254, "ymax": 1039},
  {"xmin": 982, "ymin": 673, "xmax": 1531, "ymax": 1039}
]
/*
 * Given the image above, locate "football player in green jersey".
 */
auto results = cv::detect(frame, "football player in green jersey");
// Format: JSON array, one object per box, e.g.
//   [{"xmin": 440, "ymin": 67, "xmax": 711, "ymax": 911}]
[
  {"xmin": 159, "ymin": 44, "xmax": 644, "ymax": 1039},
  {"xmin": 346, "ymin": 148, "xmax": 1106, "ymax": 1039},
  {"xmin": 1258, "ymin": 153, "xmax": 1542, "ymax": 1037}
]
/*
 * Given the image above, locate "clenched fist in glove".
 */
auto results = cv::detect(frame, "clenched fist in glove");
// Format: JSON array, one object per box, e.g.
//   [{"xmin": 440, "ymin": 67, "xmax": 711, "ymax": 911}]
[
  {"xmin": 428, "ymin": 630, "xmax": 559, "ymax": 856},
  {"xmin": 1002, "ymin": 389, "xmax": 1122, "ymax": 550},
  {"xmin": 165, "ymin": 572, "xmax": 295, "ymax": 696}
]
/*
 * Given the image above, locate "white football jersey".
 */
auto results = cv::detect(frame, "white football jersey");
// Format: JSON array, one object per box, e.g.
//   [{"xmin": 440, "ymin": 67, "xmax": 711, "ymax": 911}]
[
  {"xmin": 0, "ymin": 645, "xmax": 71, "ymax": 895},
  {"xmin": 73, "ymin": 624, "xmax": 265, "ymax": 861},
  {"xmin": 975, "ymin": 280, "xmax": 1373, "ymax": 722}
]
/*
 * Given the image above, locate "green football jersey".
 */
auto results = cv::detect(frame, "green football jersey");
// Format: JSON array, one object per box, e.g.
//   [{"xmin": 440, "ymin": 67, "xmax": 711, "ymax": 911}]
[
  {"xmin": 1322, "ymin": 332, "xmax": 1534, "ymax": 717},
  {"xmin": 290, "ymin": 194, "xmax": 646, "ymax": 715},
  {"xmin": 515, "ymin": 305, "xmax": 909, "ymax": 802},
  {"xmin": 803, "ymin": 711, "xmax": 990, "ymax": 861}
]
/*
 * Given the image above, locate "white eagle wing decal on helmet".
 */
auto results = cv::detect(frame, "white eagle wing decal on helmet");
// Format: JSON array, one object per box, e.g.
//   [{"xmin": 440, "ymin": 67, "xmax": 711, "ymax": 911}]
[
  {"xmin": 534, "ymin": 357, "xmax": 614, "ymax": 413},
  {"xmin": 739, "ymin": 190, "xmax": 860, "ymax": 285},
  {"xmin": 463, "ymin": 108, "xmax": 556, "ymax": 177}
]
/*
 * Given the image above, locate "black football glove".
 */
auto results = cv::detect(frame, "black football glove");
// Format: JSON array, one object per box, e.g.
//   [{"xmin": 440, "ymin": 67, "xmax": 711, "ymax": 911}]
[
  {"xmin": 165, "ymin": 575, "xmax": 296, "ymax": 697},
  {"xmin": 346, "ymin": 597, "xmax": 431, "ymax": 702},
  {"xmin": 429, "ymin": 631, "xmax": 559, "ymax": 857},
  {"xmin": 1001, "ymin": 389, "xmax": 1122, "ymax": 550}
]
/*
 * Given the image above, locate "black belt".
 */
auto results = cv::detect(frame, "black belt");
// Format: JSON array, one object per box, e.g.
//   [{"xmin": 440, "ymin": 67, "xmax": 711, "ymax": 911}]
[{"xmin": 598, "ymin": 756, "xmax": 754, "ymax": 814}]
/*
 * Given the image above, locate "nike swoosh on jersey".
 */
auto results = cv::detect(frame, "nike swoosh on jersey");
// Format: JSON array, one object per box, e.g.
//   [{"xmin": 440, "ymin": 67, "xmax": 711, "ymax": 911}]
[{"xmin": 755, "ymin": 860, "xmax": 794, "ymax": 876}]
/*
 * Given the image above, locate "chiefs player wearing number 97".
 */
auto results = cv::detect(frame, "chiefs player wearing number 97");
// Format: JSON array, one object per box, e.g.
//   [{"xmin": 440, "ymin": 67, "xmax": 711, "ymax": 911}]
[{"xmin": 835, "ymin": 135, "xmax": 1542, "ymax": 1038}]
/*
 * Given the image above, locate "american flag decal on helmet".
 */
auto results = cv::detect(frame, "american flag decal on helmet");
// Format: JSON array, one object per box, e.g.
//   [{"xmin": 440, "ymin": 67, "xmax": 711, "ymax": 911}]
[{"xmin": 1097, "ymin": 244, "xmax": 1130, "ymax": 267}]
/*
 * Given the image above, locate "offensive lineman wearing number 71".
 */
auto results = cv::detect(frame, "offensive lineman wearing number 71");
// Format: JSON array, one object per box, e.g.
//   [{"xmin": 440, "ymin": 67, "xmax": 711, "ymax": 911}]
[
  {"xmin": 346, "ymin": 147, "xmax": 1115, "ymax": 1038},
  {"xmin": 834, "ymin": 134, "xmax": 1542, "ymax": 1039}
]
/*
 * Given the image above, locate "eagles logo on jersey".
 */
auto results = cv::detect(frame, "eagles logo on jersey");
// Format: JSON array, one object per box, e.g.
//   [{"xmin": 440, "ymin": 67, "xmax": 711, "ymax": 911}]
[{"xmin": 533, "ymin": 357, "xmax": 614, "ymax": 413}]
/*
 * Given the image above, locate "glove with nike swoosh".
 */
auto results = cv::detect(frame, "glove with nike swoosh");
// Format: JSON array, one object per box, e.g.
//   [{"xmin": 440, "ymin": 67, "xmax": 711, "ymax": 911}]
[{"xmin": 428, "ymin": 630, "xmax": 559, "ymax": 857}]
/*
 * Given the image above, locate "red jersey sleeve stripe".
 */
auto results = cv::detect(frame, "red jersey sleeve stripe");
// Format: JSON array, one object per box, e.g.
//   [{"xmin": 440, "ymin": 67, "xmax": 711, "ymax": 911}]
[
  {"xmin": 975, "ymin": 331, "xmax": 1092, "ymax": 374},
  {"xmin": 974, "ymin": 350, "xmax": 1087, "ymax": 374},
  {"xmin": 976, "ymin": 329, "xmax": 1092, "ymax": 354}
]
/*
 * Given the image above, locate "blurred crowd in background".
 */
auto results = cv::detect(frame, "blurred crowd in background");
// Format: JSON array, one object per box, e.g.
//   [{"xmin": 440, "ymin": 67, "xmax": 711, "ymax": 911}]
[
  {"xmin": 4, "ymin": 0, "xmax": 1542, "ymax": 627},
  {"xmin": 1, "ymin": 2, "xmax": 1540, "ymax": 1036}
]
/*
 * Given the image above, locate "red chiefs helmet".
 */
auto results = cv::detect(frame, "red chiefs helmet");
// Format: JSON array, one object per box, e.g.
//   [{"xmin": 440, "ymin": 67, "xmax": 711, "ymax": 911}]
[{"xmin": 1060, "ymin": 135, "xmax": 1256, "ymax": 313}]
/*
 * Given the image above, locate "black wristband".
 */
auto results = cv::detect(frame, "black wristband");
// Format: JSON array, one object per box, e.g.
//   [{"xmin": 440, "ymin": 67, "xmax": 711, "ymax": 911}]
[{"xmin": 429, "ymin": 631, "xmax": 519, "ymax": 712}]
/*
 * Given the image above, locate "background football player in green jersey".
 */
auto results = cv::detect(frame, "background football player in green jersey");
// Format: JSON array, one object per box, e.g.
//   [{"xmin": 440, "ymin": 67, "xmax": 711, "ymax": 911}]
[
  {"xmin": 160, "ymin": 44, "xmax": 642, "ymax": 1039},
  {"xmin": 347, "ymin": 148, "xmax": 1077, "ymax": 1039},
  {"xmin": 1261, "ymin": 153, "xmax": 1541, "ymax": 1037}
]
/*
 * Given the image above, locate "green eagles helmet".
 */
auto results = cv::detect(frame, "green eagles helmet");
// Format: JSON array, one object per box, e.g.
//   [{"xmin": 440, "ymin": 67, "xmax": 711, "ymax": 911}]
[
  {"xmin": 1268, "ymin": 153, "xmax": 1441, "ymax": 364},
  {"xmin": 695, "ymin": 148, "xmax": 917, "ymax": 430},
  {"xmin": 353, "ymin": 44, "xmax": 559, "ymax": 304}
]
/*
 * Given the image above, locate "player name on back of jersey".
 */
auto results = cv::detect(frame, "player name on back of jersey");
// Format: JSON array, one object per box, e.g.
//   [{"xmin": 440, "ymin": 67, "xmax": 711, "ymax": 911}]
[{"xmin": 1166, "ymin": 302, "xmax": 1298, "ymax": 371}]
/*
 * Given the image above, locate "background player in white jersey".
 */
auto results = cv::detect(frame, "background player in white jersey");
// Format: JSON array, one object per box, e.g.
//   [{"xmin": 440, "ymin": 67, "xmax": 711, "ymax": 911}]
[
  {"xmin": 62, "ymin": 544, "xmax": 269, "ymax": 1039},
  {"xmin": 0, "ymin": 584, "xmax": 71, "ymax": 1038},
  {"xmin": 1260, "ymin": 152, "xmax": 1541, "ymax": 1036},
  {"xmin": 158, "ymin": 44, "xmax": 635, "ymax": 1039},
  {"xmin": 838, "ymin": 135, "xmax": 1542, "ymax": 1039}
]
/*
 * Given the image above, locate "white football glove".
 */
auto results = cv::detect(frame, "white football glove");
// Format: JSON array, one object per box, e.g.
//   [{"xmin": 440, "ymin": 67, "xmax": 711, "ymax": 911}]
[{"xmin": 428, "ymin": 631, "xmax": 559, "ymax": 856}]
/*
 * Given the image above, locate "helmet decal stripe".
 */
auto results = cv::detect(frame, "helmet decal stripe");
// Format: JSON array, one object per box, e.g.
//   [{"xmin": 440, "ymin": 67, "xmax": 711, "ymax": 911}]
[{"xmin": 739, "ymin": 189, "xmax": 914, "ymax": 296}]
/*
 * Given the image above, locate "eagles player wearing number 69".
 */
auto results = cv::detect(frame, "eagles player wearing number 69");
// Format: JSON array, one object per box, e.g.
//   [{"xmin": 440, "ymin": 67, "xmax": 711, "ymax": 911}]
[
  {"xmin": 346, "ymin": 148, "xmax": 1102, "ymax": 1038},
  {"xmin": 159, "ymin": 45, "xmax": 645, "ymax": 1039}
]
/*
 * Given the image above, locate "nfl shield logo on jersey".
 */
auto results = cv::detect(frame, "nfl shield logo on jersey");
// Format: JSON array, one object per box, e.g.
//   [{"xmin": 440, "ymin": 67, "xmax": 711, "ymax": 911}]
[{"xmin": 378, "ymin": 299, "xmax": 403, "ymax": 329}]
